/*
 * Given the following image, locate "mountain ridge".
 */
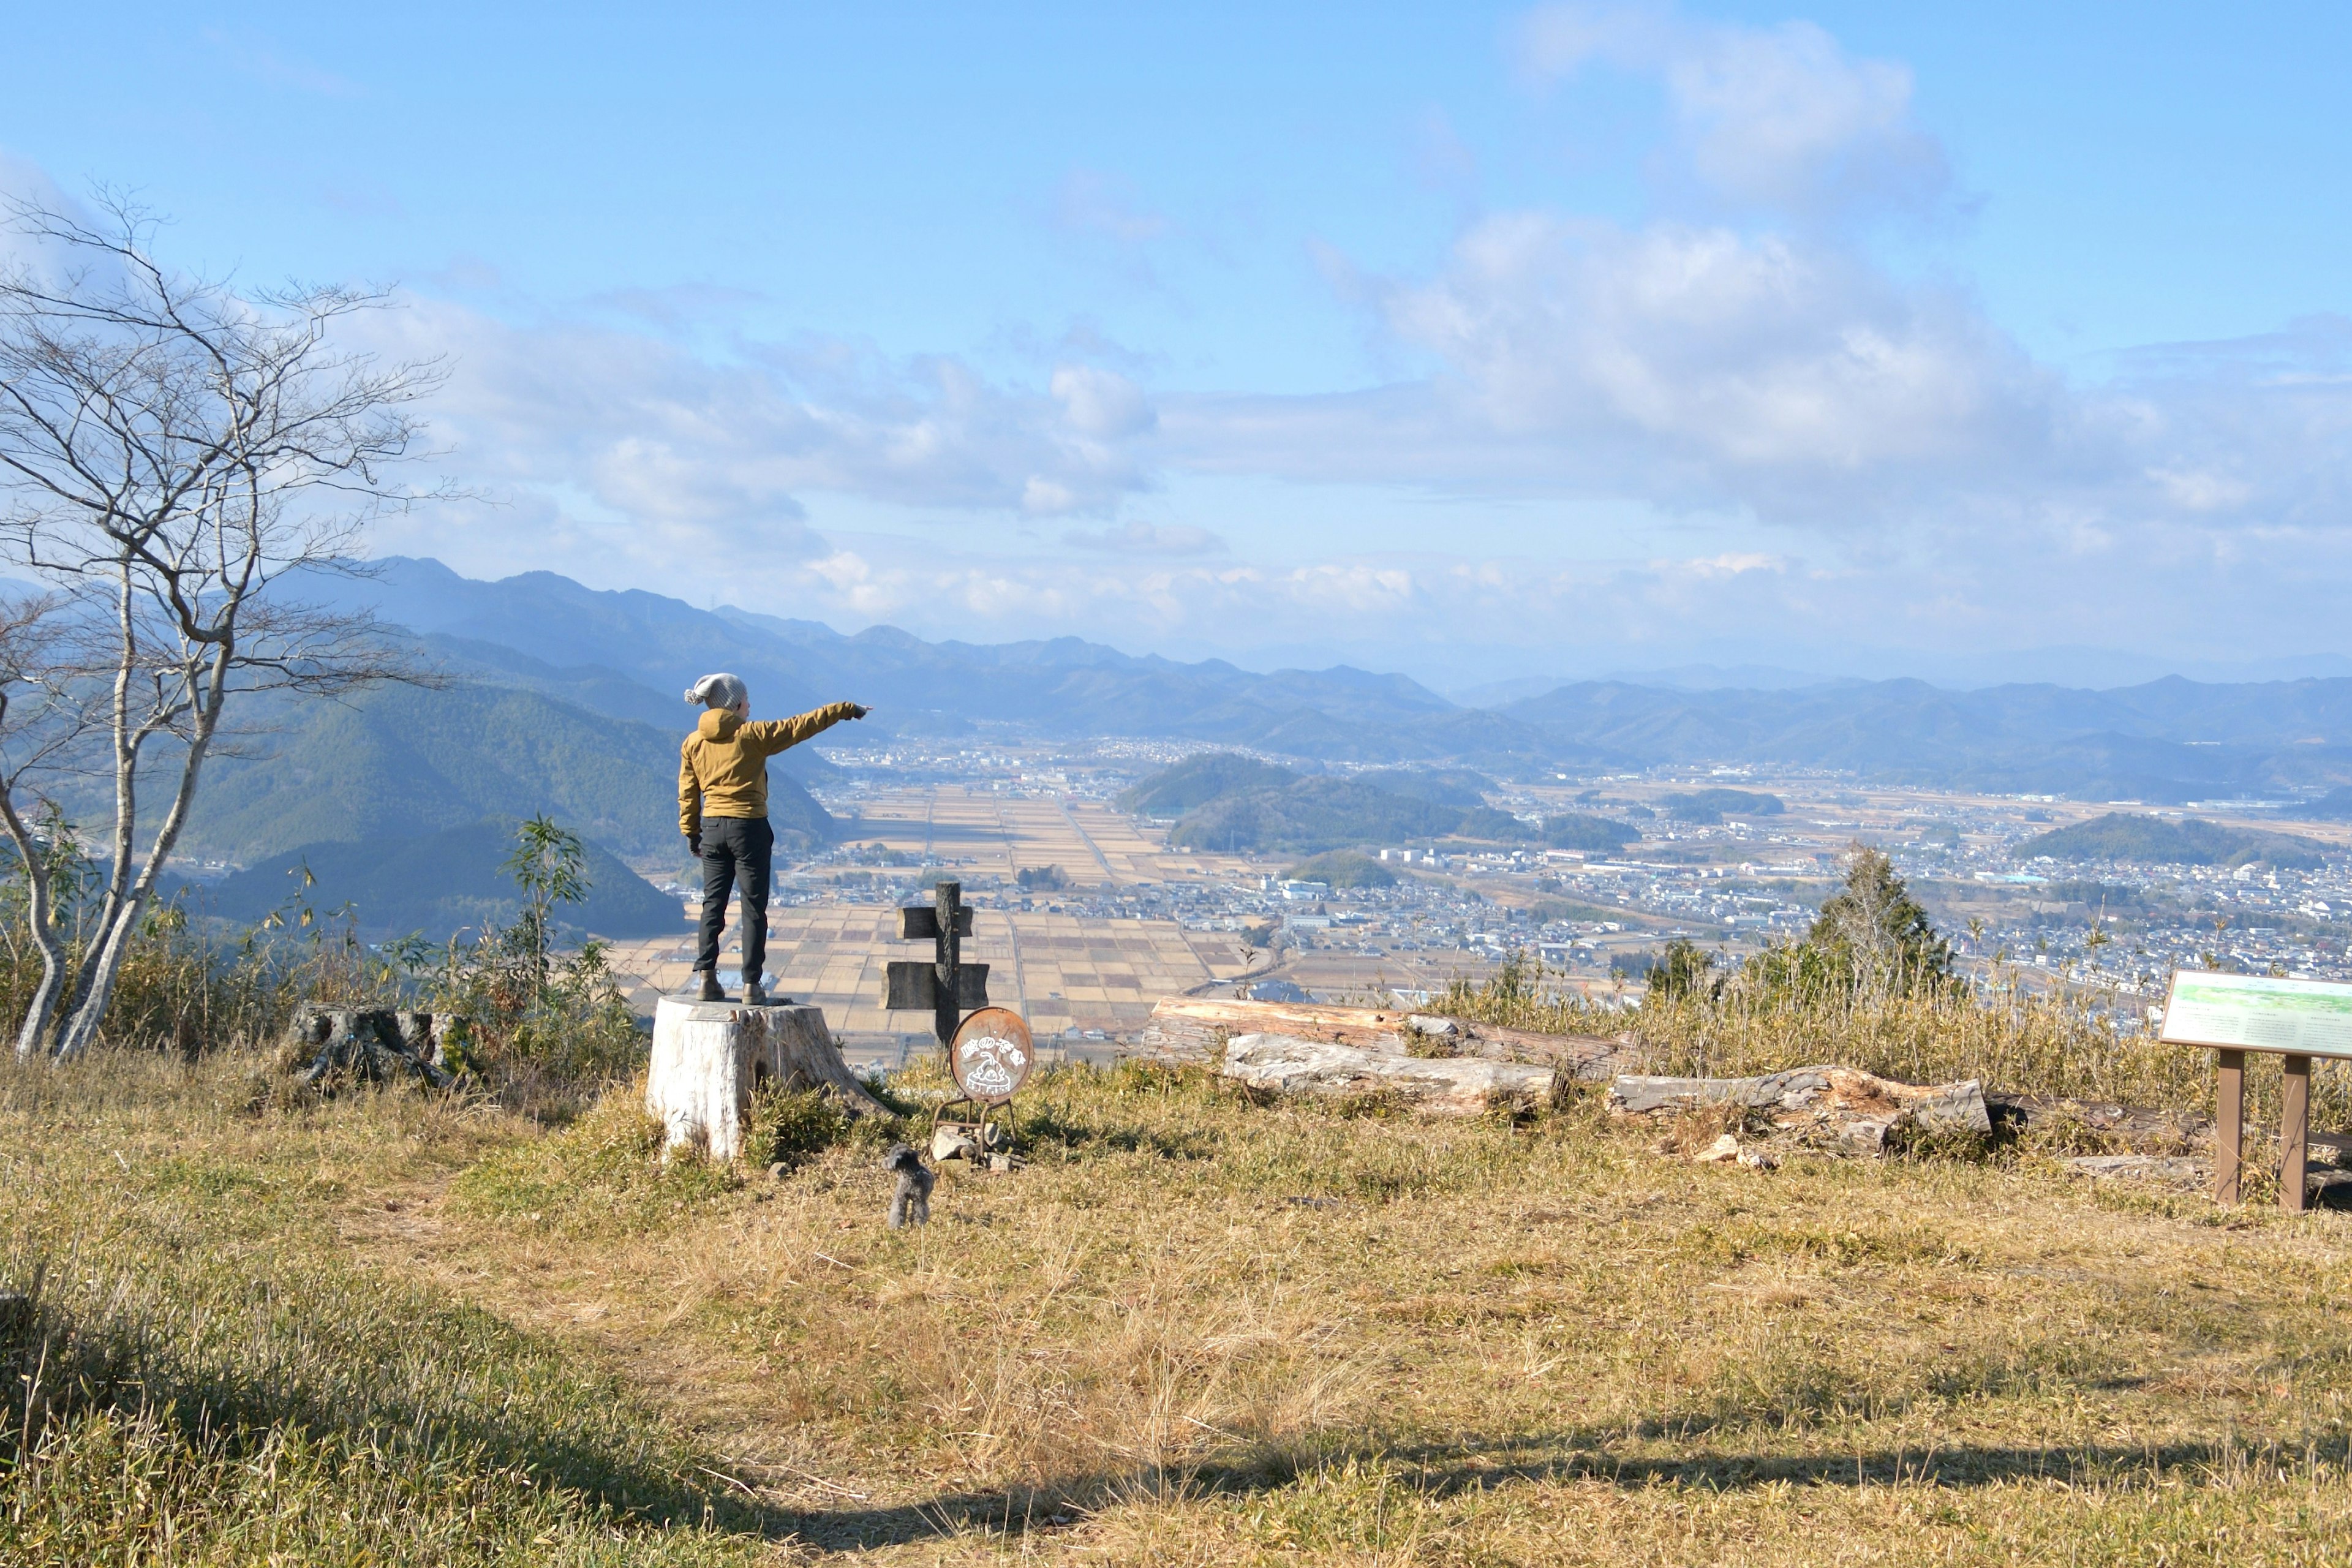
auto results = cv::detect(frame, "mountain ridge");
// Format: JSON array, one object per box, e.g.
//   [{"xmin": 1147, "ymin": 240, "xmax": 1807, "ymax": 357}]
[{"xmin": 272, "ymin": 557, "xmax": 2352, "ymax": 801}]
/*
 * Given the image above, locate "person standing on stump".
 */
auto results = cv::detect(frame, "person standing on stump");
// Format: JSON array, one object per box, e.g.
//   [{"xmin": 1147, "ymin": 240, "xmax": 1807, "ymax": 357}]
[{"xmin": 679, "ymin": 674, "xmax": 868, "ymax": 1004}]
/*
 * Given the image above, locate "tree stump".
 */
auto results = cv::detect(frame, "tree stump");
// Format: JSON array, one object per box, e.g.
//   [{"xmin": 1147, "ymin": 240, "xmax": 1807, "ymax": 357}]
[
  {"xmin": 647, "ymin": 999, "xmax": 885, "ymax": 1161},
  {"xmin": 282, "ymin": 1005, "xmax": 449, "ymax": 1089}
]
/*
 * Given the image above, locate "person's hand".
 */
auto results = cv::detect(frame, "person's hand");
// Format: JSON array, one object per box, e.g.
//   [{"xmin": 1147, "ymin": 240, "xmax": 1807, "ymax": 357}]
[
  {"xmin": 846, "ymin": 703, "xmax": 870, "ymax": 720},
  {"xmin": 688, "ymin": 832, "xmax": 702, "ymax": 859}
]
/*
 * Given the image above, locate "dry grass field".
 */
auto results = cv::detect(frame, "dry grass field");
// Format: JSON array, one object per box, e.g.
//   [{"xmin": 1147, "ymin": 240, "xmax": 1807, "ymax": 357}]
[
  {"xmin": 603, "ymin": 786, "xmax": 1268, "ymax": 1046},
  {"xmin": 7, "ymin": 1044, "xmax": 2352, "ymax": 1564},
  {"xmin": 608, "ymin": 905, "xmax": 1237, "ymax": 1047}
]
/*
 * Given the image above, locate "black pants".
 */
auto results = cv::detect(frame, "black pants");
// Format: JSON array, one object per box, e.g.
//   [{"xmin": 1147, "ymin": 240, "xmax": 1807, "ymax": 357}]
[{"xmin": 696, "ymin": 816, "xmax": 774, "ymax": 984}]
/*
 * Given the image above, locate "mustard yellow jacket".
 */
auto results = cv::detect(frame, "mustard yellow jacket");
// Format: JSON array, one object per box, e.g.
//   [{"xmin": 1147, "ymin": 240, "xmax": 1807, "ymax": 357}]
[{"xmin": 678, "ymin": 702, "xmax": 858, "ymax": 836}]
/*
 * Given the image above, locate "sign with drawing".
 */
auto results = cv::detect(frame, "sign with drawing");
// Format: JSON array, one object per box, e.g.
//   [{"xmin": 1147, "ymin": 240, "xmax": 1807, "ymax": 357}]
[{"xmin": 950, "ymin": 1007, "xmax": 1034, "ymax": 1103}]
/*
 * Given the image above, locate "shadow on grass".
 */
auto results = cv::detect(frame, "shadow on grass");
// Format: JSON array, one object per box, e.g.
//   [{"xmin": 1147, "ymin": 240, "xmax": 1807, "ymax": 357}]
[
  {"xmin": 9, "ymin": 1263, "xmax": 2332, "ymax": 1556},
  {"xmin": 776, "ymin": 1428, "xmax": 2352, "ymax": 1551},
  {"xmin": 2, "ymin": 1266, "xmax": 790, "ymax": 1542}
]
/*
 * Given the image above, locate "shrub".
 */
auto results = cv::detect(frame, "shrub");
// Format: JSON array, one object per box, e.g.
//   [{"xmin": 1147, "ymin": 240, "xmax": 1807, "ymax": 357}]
[{"xmin": 745, "ymin": 1084, "xmax": 855, "ymax": 1172}]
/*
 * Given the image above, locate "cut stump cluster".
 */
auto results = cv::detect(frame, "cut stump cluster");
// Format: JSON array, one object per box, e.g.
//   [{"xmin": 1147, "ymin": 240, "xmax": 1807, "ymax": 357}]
[{"xmin": 282, "ymin": 1005, "xmax": 451, "ymax": 1088}]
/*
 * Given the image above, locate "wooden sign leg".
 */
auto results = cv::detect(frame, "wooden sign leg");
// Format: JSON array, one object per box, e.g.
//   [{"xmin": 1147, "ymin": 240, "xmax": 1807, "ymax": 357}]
[
  {"xmin": 2280, "ymin": 1053, "xmax": 2312, "ymax": 1215},
  {"xmin": 2215, "ymin": 1049, "xmax": 2245, "ymax": 1205}
]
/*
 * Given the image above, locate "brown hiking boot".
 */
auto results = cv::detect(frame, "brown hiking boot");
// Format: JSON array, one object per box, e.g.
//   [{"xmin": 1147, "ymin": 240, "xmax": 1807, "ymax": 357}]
[
  {"xmin": 742, "ymin": 979, "xmax": 768, "ymax": 1007},
  {"xmin": 695, "ymin": 971, "xmax": 725, "ymax": 1003}
]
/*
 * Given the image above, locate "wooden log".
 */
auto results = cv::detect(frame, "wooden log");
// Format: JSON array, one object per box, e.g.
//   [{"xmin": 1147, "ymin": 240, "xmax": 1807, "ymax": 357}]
[
  {"xmin": 1139, "ymin": 996, "xmax": 1634, "ymax": 1080},
  {"xmin": 1608, "ymin": 1065, "xmax": 1990, "ymax": 1152},
  {"xmin": 1984, "ymin": 1092, "xmax": 2210, "ymax": 1150},
  {"xmin": 1220, "ymin": 1031, "xmax": 1555, "ymax": 1115},
  {"xmin": 647, "ymin": 999, "xmax": 884, "ymax": 1161}
]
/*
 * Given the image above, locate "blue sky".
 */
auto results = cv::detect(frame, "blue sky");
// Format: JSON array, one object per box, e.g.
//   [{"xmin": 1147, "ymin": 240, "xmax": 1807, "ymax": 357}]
[{"xmin": 7, "ymin": 3, "xmax": 2351, "ymax": 688}]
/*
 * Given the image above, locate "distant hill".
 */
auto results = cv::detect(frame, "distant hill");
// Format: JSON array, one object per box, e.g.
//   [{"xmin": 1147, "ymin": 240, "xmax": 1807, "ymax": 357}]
[
  {"xmin": 2299, "ymin": 787, "xmax": 2352, "ymax": 820},
  {"xmin": 293, "ymin": 558, "xmax": 1475, "ymax": 759},
  {"xmin": 1545, "ymin": 813, "xmax": 1639, "ymax": 853},
  {"xmin": 1169, "ymin": 778, "xmax": 1465, "ymax": 854},
  {"xmin": 2016, "ymin": 813, "xmax": 2333, "ymax": 869},
  {"xmin": 1455, "ymin": 806, "xmax": 1538, "ymax": 842},
  {"xmin": 1276, "ymin": 851, "xmax": 1396, "ymax": 888},
  {"xmin": 198, "ymin": 820, "xmax": 686, "ymax": 941},
  {"xmin": 1501, "ymin": 677, "xmax": 2352, "ymax": 801},
  {"xmin": 168, "ymin": 682, "xmax": 839, "ymax": 865},
  {"xmin": 1116, "ymin": 753, "xmax": 1295, "ymax": 816},
  {"xmin": 412, "ymin": 633, "xmax": 837, "ymax": 783},
  {"xmin": 1121, "ymin": 753, "xmax": 1635, "ymax": 854},
  {"xmin": 1665, "ymin": 788, "xmax": 1787, "ymax": 824},
  {"xmin": 1354, "ymin": 769, "xmax": 1494, "ymax": 809}
]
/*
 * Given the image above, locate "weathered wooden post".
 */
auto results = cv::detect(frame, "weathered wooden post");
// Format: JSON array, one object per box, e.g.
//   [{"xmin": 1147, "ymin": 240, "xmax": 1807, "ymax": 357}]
[
  {"xmin": 2282, "ymin": 1053, "xmax": 2313, "ymax": 1214},
  {"xmin": 646, "ymin": 997, "xmax": 884, "ymax": 1161},
  {"xmin": 2215, "ymin": 1047, "xmax": 2245, "ymax": 1205},
  {"xmin": 886, "ymin": 880, "xmax": 989, "ymax": 1049}
]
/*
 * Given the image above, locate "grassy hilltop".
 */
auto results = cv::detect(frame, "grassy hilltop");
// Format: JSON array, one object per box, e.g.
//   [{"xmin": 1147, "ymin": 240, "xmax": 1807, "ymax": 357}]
[{"xmin": 7, "ymin": 998, "xmax": 2352, "ymax": 1562}]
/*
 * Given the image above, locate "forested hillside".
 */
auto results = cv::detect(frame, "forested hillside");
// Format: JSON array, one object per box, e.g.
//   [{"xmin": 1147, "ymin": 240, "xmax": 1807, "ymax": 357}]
[
  {"xmin": 2015, "ymin": 812, "xmax": 2331, "ymax": 869},
  {"xmin": 172, "ymin": 683, "xmax": 838, "ymax": 865},
  {"xmin": 198, "ymin": 820, "xmax": 686, "ymax": 940},
  {"xmin": 1123, "ymin": 754, "xmax": 1637, "ymax": 856}
]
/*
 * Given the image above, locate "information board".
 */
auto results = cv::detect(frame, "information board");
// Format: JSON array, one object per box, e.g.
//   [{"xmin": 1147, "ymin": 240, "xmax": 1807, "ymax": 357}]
[{"xmin": 2160, "ymin": 970, "xmax": 2352, "ymax": 1060}]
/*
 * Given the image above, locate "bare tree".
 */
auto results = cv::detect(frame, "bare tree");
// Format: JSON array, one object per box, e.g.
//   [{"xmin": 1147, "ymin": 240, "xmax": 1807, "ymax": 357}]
[
  {"xmin": 0, "ymin": 591, "xmax": 107, "ymax": 1057},
  {"xmin": 0, "ymin": 197, "xmax": 440, "ymax": 1060}
]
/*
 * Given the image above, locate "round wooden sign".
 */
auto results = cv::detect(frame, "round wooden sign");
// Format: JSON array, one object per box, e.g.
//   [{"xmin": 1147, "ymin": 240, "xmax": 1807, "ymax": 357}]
[{"xmin": 950, "ymin": 1007, "xmax": 1035, "ymax": 1103}]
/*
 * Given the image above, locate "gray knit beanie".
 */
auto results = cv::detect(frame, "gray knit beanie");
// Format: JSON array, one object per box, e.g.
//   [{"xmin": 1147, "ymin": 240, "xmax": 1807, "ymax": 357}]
[{"xmin": 685, "ymin": 673, "xmax": 747, "ymax": 710}]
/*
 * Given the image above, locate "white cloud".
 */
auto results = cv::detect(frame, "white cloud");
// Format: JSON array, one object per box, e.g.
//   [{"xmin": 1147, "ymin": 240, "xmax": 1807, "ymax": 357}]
[
  {"xmin": 349, "ymin": 296, "xmax": 1164, "ymax": 572},
  {"xmin": 1518, "ymin": 4, "xmax": 1949, "ymax": 219},
  {"xmin": 1050, "ymin": 364, "xmax": 1156, "ymax": 439},
  {"xmin": 1390, "ymin": 215, "xmax": 2051, "ymax": 467}
]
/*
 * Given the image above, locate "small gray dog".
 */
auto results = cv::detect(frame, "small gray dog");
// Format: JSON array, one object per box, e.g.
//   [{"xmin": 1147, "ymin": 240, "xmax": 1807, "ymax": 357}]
[{"xmin": 884, "ymin": 1143, "xmax": 933, "ymax": 1229}]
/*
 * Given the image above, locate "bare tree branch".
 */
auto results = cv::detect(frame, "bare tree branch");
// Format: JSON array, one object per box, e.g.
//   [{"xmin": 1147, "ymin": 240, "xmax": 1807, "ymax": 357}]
[{"xmin": 0, "ymin": 194, "xmax": 445, "ymax": 1059}]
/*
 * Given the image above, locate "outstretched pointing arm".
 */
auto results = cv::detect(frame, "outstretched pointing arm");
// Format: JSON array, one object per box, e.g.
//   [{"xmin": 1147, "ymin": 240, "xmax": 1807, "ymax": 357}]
[{"xmin": 745, "ymin": 700, "xmax": 869, "ymax": 755}]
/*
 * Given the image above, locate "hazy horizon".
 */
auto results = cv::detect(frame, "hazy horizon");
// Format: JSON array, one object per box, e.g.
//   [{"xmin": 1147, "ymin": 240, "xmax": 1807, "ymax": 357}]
[{"xmin": 362, "ymin": 554, "xmax": 2352, "ymax": 700}]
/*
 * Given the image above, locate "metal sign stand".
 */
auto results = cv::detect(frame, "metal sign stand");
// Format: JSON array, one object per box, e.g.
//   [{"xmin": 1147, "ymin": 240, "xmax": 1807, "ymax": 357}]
[
  {"xmin": 935, "ymin": 1008, "xmax": 1035, "ymax": 1167},
  {"xmin": 886, "ymin": 880, "xmax": 1025, "ymax": 1164}
]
